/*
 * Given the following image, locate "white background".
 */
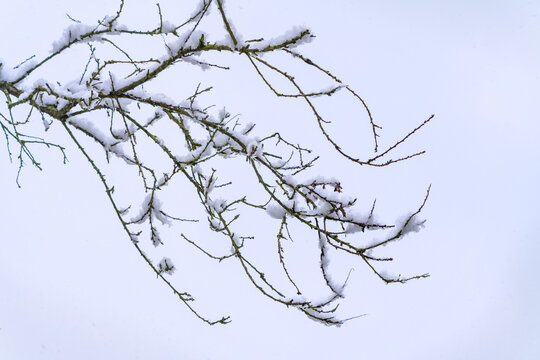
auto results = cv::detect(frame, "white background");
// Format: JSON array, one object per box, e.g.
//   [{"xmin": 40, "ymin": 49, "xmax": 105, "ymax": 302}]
[{"xmin": 1, "ymin": 0, "xmax": 539, "ymax": 359}]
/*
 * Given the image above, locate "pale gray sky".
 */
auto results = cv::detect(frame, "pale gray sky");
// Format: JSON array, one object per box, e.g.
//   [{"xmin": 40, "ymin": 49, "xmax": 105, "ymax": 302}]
[{"xmin": 1, "ymin": 1, "xmax": 539, "ymax": 359}]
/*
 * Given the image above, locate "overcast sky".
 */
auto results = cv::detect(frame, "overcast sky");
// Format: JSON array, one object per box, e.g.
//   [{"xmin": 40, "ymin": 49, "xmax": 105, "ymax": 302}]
[{"xmin": 1, "ymin": 1, "xmax": 539, "ymax": 359}]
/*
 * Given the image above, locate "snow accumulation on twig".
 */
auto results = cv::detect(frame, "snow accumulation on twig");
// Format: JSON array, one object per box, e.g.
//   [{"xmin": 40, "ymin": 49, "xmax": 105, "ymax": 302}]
[{"xmin": 0, "ymin": 0, "xmax": 433, "ymax": 326}]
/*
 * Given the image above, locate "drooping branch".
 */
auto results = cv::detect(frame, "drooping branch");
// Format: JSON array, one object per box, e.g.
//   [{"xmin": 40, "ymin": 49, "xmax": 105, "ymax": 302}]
[{"xmin": 0, "ymin": 0, "xmax": 433, "ymax": 325}]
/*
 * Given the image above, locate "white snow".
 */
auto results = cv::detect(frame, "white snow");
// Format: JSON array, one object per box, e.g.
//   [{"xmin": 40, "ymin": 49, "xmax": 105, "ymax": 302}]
[
  {"xmin": 191, "ymin": 164, "xmax": 203, "ymax": 176},
  {"xmin": 160, "ymin": 20, "xmax": 177, "ymax": 33},
  {"xmin": 209, "ymin": 217, "xmax": 221, "ymax": 230},
  {"xmin": 246, "ymin": 140, "xmax": 263, "ymax": 159},
  {"xmin": 212, "ymin": 132, "xmax": 230, "ymax": 147},
  {"xmin": 174, "ymin": 141, "xmax": 214, "ymax": 163},
  {"xmin": 49, "ymin": 16, "xmax": 128, "ymax": 53},
  {"xmin": 254, "ymin": 26, "xmax": 313, "ymax": 50},
  {"xmin": 152, "ymin": 197, "xmax": 171, "ymax": 226},
  {"xmin": 379, "ymin": 270, "xmax": 399, "ymax": 281},
  {"xmin": 50, "ymin": 23, "xmax": 100, "ymax": 53},
  {"xmin": 232, "ymin": 234, "xmax": 241, "ymax": 247},
  {"xmin": 266, "ymin": 202, "xmax": 287, "ymax": 219},
  {"xmin": 189, "ymin": 0, "xmax": 212, "ymax": 22},
  {"xmin": 208, "ymin": 198, "xmax": 227, "ymax": 213},
  {"xmin": 151, "ymin": 227, "xmax": 162, "ymax": 247},
  {"xmin": 157, "ymin": 257, "xmax": 175, "ymax": 275},
  {"xmin": 165, "ymin": 30, "xmax": 207, "ymax": 55},
  {"xmin": 318, "ymin": 234, "xmax": 344, "ymax": 297},
  {"xmin": 182, "ymin": 56, "xmax": 211, "ymax": 71},
  {"xmin": 0, "ymin": 58, "xmax": 38, "ymax": 82},
  {"xmin": 398, "ymin": 213, "xmax": 426, "ymax": 235}
]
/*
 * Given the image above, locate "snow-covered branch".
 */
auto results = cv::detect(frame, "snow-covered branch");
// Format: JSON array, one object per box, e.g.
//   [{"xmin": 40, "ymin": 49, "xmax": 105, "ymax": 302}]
[{"xmin": 0, "ymin": 0, "xmax": 433, "ymax": 326}]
